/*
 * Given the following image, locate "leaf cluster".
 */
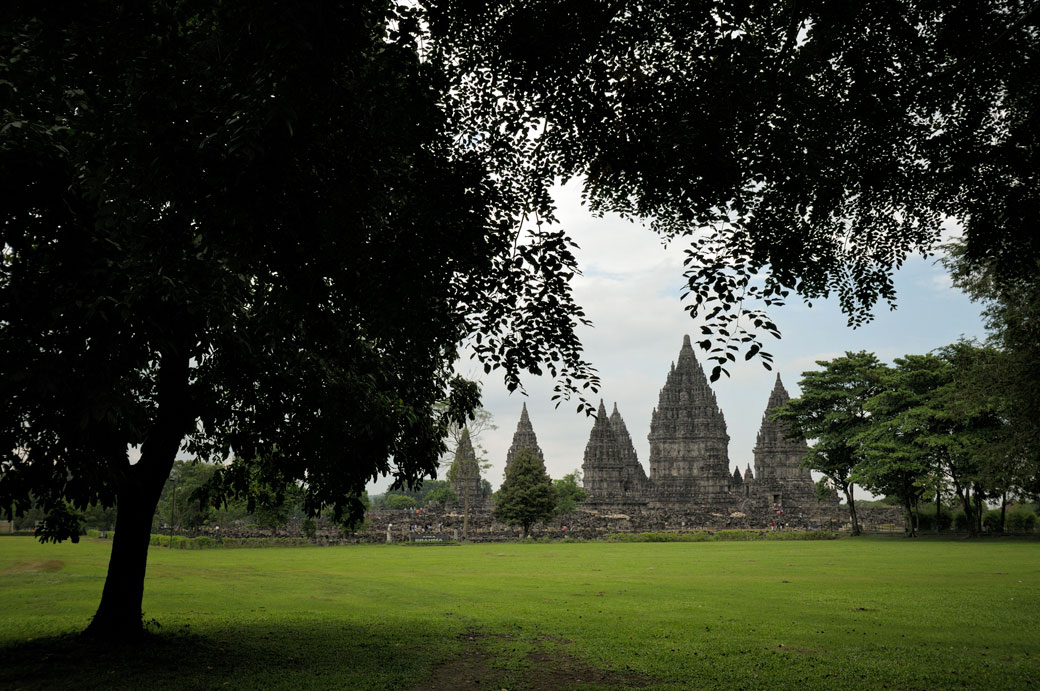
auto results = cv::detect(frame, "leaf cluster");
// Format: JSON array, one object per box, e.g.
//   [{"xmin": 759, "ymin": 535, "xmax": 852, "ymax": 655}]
[
  {"xmin": 493, "ymin": 447, "xmax": 556, "ymax": 534},
  {"xmin": 428, "ymin": 0, "xmax": 1039, "ymax": 377}
]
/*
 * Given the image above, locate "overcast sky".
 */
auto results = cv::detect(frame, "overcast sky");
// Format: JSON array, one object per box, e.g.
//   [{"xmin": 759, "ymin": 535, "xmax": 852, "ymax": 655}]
[{"xmin": 368, "ymin": 182, "xmax": 986, "ymax": 495}]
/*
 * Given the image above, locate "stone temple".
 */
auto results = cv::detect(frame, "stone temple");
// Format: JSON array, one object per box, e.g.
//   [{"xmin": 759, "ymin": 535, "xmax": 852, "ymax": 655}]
[
  {"xmin": 573, "ymin": 335, "xmax": 827, "ymax": 515},
  {"xmin": 504, "ymin": 402, "xmax": 544, "ymax": 478},
  {"xmin": 450, "ymin": 428, "xmax": 485, "ymax": 509}
]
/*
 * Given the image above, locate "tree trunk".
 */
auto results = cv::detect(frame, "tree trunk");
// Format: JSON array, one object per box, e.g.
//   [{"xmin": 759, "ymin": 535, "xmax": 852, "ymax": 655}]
[
  {"xmin": 83, "ymin": 348, "xmax": 190, "ymax": 642},
  {"xmin": 935, "ymin": 481, "xmax": 941, "ymax": 533},
  {"xmin": 842, "ymin": 483, "xmax": 861, "ymax": 536},
  {"xmin": 955, "ymin": 482, "xmax": 976, "ymax": 538},
  {"xmin": 84, "ymin": 462, "xmax": 172, "ymax": 640},
  {"xmin": 999, "ymin": 491, "xmax": 1007, "ymax": 533},
  {"xmin": 973, "ymin": 489, "xmax": 984, "ymax": 535},
  {"xmin": 904, "ymin": 497, "xmax": 917, "ymax": 537}
]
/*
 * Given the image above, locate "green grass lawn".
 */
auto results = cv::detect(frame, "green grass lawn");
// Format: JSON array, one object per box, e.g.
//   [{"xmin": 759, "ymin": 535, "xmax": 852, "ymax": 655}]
[{"xmin": 1, "ymin": 535, "xmax": 1037, "ymax": 689}]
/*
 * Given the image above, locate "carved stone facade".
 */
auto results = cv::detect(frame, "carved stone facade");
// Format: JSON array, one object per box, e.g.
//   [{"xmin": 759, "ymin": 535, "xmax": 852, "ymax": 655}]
[
  {"xmin": 746, "ymin": 374, "xmax": 818, "ymax": 510},
  {"xmin": 450, "ymin": 428, "xmax": 484, "ymax": 509},
  {"xmin": 577, "ymin": 335, "xmax": 833, "ymax": 516},
  {"xmin": 505, "ymin": 402, "xmax": 544, "ymax": 480},
  {"xmin": 582, "ymin": 401, "xmax": 647, "ymax": 507},
  {"xmin": 648, "ymin": 335, "xmax": 732, "ymax": 505}
]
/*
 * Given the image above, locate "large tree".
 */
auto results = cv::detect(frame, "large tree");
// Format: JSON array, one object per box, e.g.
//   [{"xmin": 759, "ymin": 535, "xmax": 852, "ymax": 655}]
[
  {"xmin": 945, "ymin": 243, "xmax": 1040, "ymax": 501},
  {"xmin": 930, "ymin": 341, "xmax": 1015, "ymax": 536},
  {"xmin": 774, "ymin": 351, "xmax": 888, "ymax": 535},
  {"xmin": 0, "ymin": 2, "xmax": 594, "ymax": 641}
]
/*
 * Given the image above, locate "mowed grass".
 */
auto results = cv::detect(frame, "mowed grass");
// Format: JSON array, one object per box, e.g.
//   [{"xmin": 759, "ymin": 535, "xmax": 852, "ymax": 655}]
[{"xmin": 1, "ymin": 536, "xmax": 1038, "ymax": 689}]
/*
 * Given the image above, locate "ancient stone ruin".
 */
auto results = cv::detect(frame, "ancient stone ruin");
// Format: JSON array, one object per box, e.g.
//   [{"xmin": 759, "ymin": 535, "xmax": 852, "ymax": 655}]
[
  {"xmin": 505, "ymin": 402, "xmax": 544, "ymax": 477},
  {"xmin": 434, "ymin": 334, "xmax": 842, "ymax": 536},
  {"xmin": 578, "ymin": 334, "xmax": 830, "ymax": 516},
  {"xmin": 450, "ymin": 428, "xmax": 484, "ymax": 509}
]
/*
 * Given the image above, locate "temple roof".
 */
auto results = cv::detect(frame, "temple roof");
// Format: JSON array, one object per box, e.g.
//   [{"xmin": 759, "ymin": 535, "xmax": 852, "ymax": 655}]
[
  {"xmin": 583, "ymin": 400, "xmax": 624, "ymax": 468},
  {"xmin": 755, "ymin": 374, "xmax": 801, "ymax": 448},
  {"xmin": 506, "ymin": 402, "xmax": 544, "ymax": 473},
  {"xmin": 649, "ymin": 334, "xmax": 728, "ymax": 441}
]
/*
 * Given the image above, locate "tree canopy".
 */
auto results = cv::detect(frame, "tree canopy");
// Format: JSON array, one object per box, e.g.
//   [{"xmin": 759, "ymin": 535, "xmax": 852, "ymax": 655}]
[
  {"xmin": 773, "ymin": 351, "xmax": 888, "ymax": 535},
  {"xmin": 553, "ymin": 471, "xmax": 587, "ymax": 516},
  {"xmin": 430, "ymin": 0, "xmax": 1040, "ymax": 378},
  {"xmin": 0, "ymin": 1, "xmax": 593, "ymax": 639},
  {"xmin": 493, "ymin": 447, "xmax": 557, "ymax": 537}
]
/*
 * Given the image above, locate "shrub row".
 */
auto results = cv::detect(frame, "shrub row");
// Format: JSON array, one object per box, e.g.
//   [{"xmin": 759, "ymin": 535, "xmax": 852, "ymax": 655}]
[
  {"xmin": 603, "ymin": 530, "xmax": 842, "ymax": 543},
  {"xmin": 147, "ymin": 534, "xmax": 314, "ymax": 549},
  {"xmin": 949, "ymin": 508, "xmax": 1037, "ymax": 533}
]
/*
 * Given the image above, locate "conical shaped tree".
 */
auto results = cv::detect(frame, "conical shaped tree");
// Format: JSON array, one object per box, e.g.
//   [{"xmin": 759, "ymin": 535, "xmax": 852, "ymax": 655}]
[{"xmin": 494, "ymin": 447, "xmax": 556, "ymax": 538}]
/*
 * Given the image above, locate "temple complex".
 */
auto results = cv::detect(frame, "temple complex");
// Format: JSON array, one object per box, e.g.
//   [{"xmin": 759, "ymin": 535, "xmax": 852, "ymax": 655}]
[{"xmin": 573, "ymin": 335, "xmax": 832, "ymax": 517}]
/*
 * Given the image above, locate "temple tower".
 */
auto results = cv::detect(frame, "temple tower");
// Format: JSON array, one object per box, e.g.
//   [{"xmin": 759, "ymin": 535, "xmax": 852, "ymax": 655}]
[
  {"xmin": 505, "ymin": 402, "xmax": 544, "ymax": 478},
  {"xmin": 752, "ymin": 374, "xmax": 817, "ymax": 508},
  {"xmin": 450, "ymin": 428, "xmax": 484, "ymax": 509},
  {"xmin": 648, "ymin": 335, "xmax": 732, "ymax": 505},
  {"xmin": 609, "ymin": 402, "xmax": 649, "ymax": 497},
  {"xmin": 582, "ymin": 401, "xmax": 647, "ymax": 507}
]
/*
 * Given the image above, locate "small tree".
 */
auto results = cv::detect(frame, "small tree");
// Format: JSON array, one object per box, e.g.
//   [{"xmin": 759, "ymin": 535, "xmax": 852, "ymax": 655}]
[
  {"xmin": 554, "ymin": 471, "xmax": 587, "ymax": 516},
  {"xmin": 773, "ymin": 351, "xmax": 888, "ymax": 536},
  {"xmin": 493, "ymin": 448, "xmax": 556, "ymax": 538}
]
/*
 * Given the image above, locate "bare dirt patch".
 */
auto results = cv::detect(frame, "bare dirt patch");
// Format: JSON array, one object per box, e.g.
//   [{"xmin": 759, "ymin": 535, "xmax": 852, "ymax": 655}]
[
  {"xmin": 412, "ymin": 629, "xmax": 656, "ymax": 690},
  {"xmin": 1, "ymin": 560, "xmax": 64, "ymax": 574}
]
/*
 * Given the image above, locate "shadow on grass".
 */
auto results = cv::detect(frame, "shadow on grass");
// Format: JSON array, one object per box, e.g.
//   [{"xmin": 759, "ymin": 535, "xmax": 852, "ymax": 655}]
[
  {"xmin": 1, "ymin": 621, "xmax": 662, "ymax": 691},
  {"xmin": 0, "ymin": 619, "xmax": 460, "ymax": 691}
]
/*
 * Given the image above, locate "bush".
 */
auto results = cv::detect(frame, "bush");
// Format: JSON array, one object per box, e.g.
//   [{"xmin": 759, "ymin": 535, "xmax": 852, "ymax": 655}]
[
  {"xmin": 602, "ymin": 530, "xmax": 840, "ymax": 543},
  {"xmin": 1005, "ymin": 509, "xmax": 1037, "ymax": 534},
  {"xmin": 982, "ymin": 509, "xmax": 1004, "ymax": 532},
  {"xmin": 714, "ymin": 530, "xmax": 756, "ymax": 541},
  {"xmin": 384, "ymin": 494, "xmax": 418, "ymax": 510},
  {"xmin": 604, "ymin": 532, "xmax": 710, "ymax": 543},
  {"xmin": 953, "ymin": 510, "xmax": 970, "ymax": 531},
  {"xmin": 762, "ymin": 530, "xmax": 842, "ymax": 540},
  {"xmin": 916, "ymin": 506, "xmax": 953, "ymax": 531}
]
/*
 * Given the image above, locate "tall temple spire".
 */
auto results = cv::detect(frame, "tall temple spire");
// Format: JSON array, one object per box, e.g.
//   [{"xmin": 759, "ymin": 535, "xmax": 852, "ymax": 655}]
[
  {"xmin": 610, "ymin": 402, "xmax": 648, "ymax": 493},
  {"xmin": 583, "ymin": 400, "xmax": 647, "ymax": 506},
  {"xmin": 752, "ymin": 374, "xmax": 820, "ymax": 508},
  {"xmin": 609, "ymin": 402, "xmax": 638, "ymax": 468},
  {"xmin": 450, "ymin": 427, "xmax": 484, "ymax": 509},
  {"xmin": 505, "ymin": 402, "xmax": 544, "ymax": 477},
  {"xmin": 648, "ymin": 335, "xmax": 732, "ymax": 504}
]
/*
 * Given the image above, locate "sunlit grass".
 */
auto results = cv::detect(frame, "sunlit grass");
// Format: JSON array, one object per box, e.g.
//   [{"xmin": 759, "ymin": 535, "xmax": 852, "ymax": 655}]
[{"xmin": 1, "ymin": 535, "xmax": 1037, "ymax": 689}]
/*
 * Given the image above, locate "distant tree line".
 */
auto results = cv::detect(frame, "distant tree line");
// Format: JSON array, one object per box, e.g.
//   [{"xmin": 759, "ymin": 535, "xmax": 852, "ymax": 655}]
[
  {"xmin": 779, "ymin": 243, "xmax": 1039, "ymax": 538},
  {"xmin": 779, "ymin": 342, "xmax": 1037, "ymax": 538}
]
